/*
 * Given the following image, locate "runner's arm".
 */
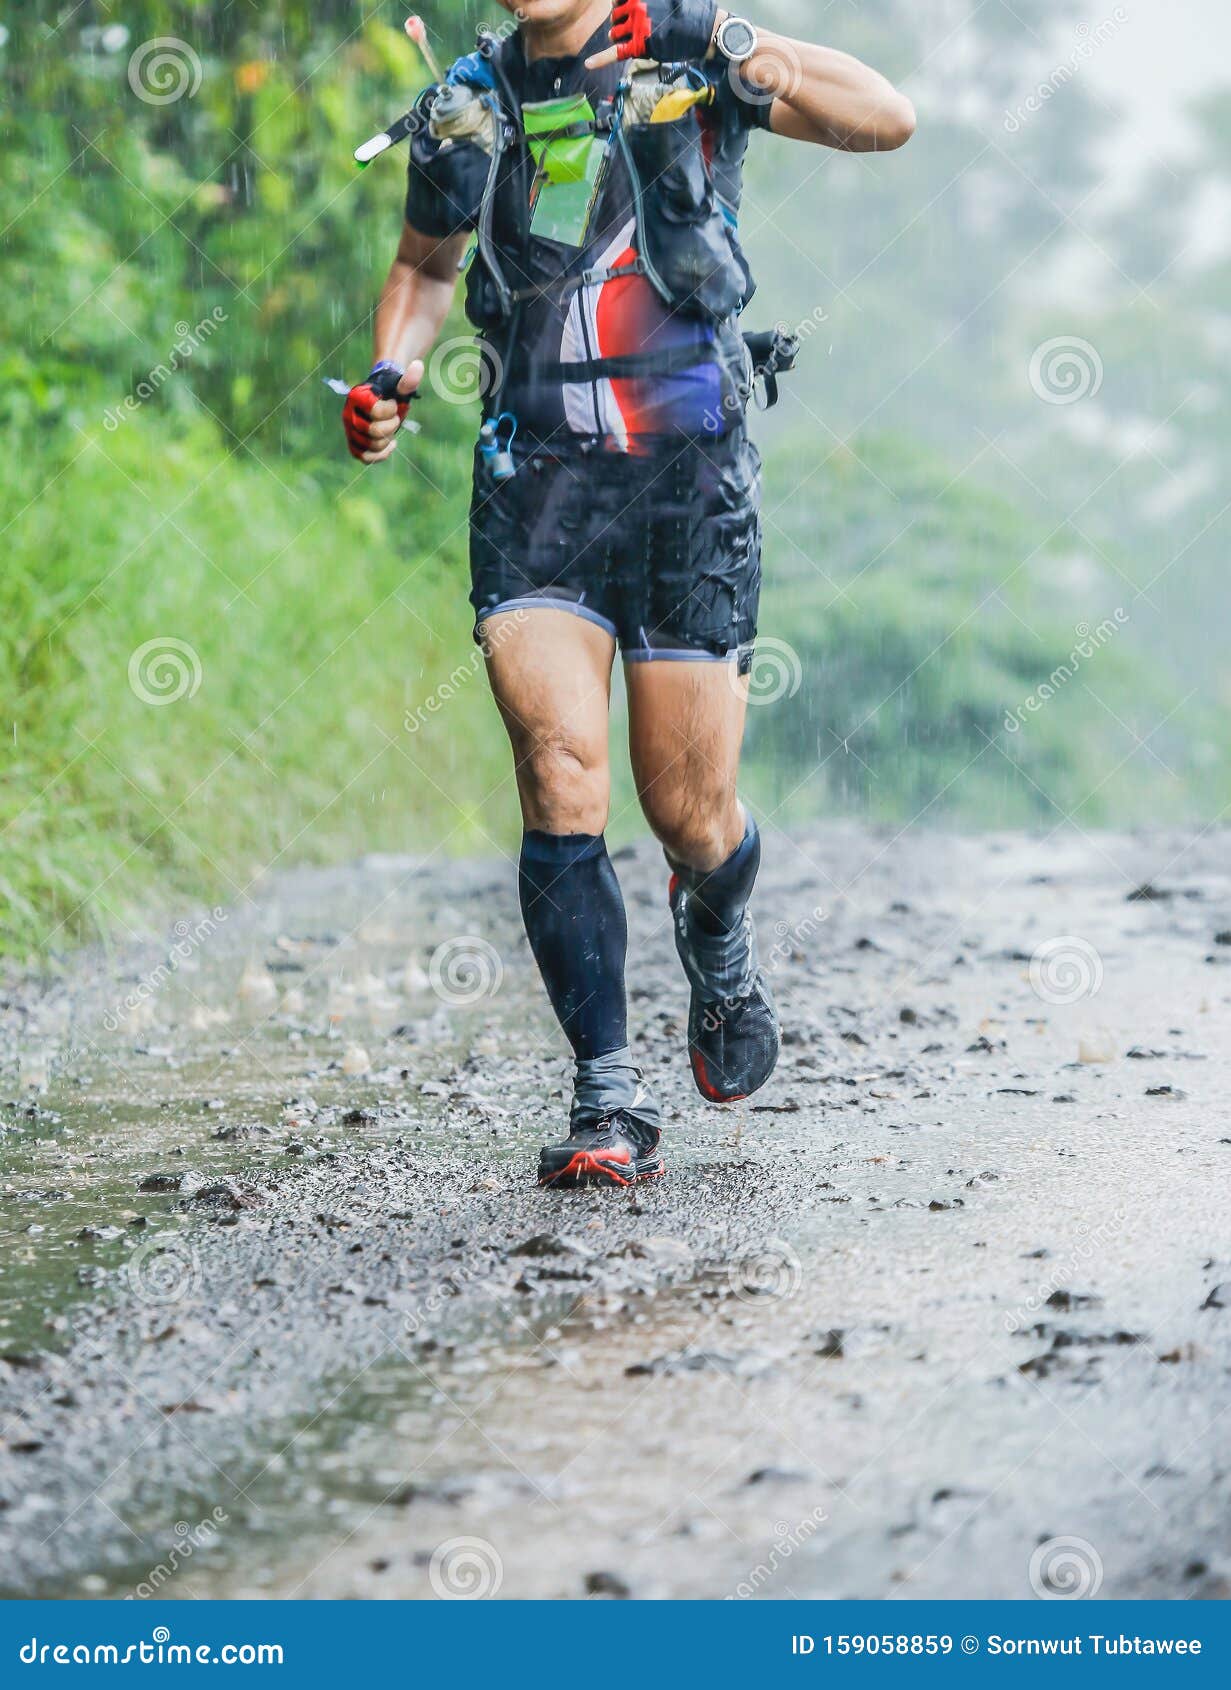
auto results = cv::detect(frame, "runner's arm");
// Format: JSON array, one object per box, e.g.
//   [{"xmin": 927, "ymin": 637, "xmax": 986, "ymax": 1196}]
[
  {"xmin": 373, "ymin": 222, "xmax": 469, "ymax": 372},
  {"xmin": 749, "ymin": 28, "xmax": 916, "ymax": 151},
  {"xmin": 358, "ymin": 222, "xmax": 469, "ymax": 464},
  {"xmin": 586, "ymin": 9, "xmax": 915, "ymax": 153}
]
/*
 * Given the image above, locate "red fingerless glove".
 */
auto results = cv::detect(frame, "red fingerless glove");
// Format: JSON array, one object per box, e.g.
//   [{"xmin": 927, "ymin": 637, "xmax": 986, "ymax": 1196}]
[
  {"xmin": 610, "ymin": 1, "xmax": 717, "ymax": 63},
  {"xmin": 342, "ymin": 378, "xmax": 408, "ymax": 460},
  {"xmin": 610, "ymin": 0, "xmax": 653, "ymax": 60}
]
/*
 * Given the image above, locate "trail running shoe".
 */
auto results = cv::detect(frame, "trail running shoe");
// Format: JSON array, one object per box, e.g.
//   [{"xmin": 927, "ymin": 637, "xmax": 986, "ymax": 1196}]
[
  {"xmin": 670, "ymin": 875, "xmax": 781, "ymax": 1103},
  {"xmin": 686, "ymin": 974, "xmax": 781, "ymax": 1103},
  {"xmin": 538, "ymin": 1112, "xmax": 665, "ymax": 1190}
]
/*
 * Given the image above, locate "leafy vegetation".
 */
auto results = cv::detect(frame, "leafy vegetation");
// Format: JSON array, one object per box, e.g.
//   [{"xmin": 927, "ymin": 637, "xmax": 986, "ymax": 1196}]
[
  {"xmin": 0, "ymin": 2, "xmax": 522, "ymax": 956},
  {"xmin": 745, "ymin": 431, "xmax": 1170, "ymax": 826},
  {"xmin": 1, "ymin": 1, "xmax": 1219, "ymax": 955}
]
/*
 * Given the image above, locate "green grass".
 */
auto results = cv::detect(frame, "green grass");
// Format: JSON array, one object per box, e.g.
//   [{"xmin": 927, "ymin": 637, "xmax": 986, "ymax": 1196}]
[
  {"xmin": 0, "ymin": 414, "xmax": 522, "ymax": 959},
  {"xmin": 3, "ymin": 413, "xmax": 1199, "ymax": 961}
]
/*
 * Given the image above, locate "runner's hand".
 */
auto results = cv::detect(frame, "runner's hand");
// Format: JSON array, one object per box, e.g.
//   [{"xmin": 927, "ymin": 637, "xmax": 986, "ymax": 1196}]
[
  {"xmin": 586, "ymin": 1, "xmax": 721, "ymax": 71},
  {"xmin": 342, "ymin": 360, "xmax": 424, "ymax": 464}
]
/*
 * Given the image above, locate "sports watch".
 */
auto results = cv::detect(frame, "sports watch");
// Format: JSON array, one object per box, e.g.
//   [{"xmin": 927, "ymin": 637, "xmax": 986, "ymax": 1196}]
[{"xmin": 713, "ymin": 15, "xmax": 759, "ymax": 65}]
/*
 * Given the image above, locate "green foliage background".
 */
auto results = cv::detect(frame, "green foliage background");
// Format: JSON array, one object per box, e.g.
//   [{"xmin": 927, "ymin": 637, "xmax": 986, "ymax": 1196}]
[{"xmin": 1, "ymin": 0, "xmax": 1224, "ymax": 957}]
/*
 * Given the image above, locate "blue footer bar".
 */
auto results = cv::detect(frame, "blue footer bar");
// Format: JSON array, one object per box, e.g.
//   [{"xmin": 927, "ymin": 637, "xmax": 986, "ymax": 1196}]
[{"xmin": 0, "ymin": 1602, "xmax": 1225, "ymax": 1684}]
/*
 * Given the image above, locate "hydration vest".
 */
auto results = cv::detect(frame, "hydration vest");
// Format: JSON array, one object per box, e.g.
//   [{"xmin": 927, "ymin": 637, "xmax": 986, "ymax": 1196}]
[{"xmin": 407, "ymin": 27, "xmax": 796, "ymax": 417}]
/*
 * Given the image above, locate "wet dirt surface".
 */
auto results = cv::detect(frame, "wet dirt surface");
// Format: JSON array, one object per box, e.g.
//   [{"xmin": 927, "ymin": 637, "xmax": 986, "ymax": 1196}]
[{"xmin": 1, "ymin": 825, "xmax": 1229, "ymax": 1600}]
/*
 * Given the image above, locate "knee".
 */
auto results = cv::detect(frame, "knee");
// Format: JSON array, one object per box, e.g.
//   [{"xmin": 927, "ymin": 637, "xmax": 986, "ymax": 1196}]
[
  {"xmin": 519, "ymin": 732, "xmax": 609, "ymax": 835},
  {"xmin": 639, "ymin": 782, "xmax": 741, "ymax": 872}
]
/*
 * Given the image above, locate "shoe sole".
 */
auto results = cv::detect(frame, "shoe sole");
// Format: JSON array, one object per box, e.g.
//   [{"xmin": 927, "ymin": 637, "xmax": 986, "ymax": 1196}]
[{"xmin": 538, "ymin": 1148, "xmax": 666, "ymax": 1191}]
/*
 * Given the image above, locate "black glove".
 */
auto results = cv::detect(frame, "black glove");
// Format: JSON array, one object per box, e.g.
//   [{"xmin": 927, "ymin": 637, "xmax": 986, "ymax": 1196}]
[{"xmin": 610, "ymin": 1, "xmax": 720, "ymax": 65}]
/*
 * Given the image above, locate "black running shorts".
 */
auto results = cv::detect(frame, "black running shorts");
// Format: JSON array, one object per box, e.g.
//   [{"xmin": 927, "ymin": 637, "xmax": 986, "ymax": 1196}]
[{"xmin": 469, "ymin": 430, "xmax": 762, "ymax": 663}]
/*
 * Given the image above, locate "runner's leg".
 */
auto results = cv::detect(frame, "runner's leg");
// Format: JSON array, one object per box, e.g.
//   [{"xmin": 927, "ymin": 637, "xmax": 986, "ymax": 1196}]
[
  {"xmin": 482, "ymin": 608, "xmax": 624, "ymax": 1060},
  {"xmin": 483, "ymin": 607, "xmax": 662, "ymax": 1179},
  {"xmin": 625, "ymin": 659, "xmax": 749, "ymax": 874},
  {"xmin": 626, "ymin": 659, "xmax": 780, "ymax": 1101}
]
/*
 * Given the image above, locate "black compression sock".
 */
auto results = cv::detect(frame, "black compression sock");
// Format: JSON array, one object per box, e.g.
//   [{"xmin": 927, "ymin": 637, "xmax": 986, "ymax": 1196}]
[
  {"xmin": 518, "ymin": 831, "xmax": 629, "ymax": 1062},
  {"xmin": 676, "ymin": 815, "xmax": 762, "ymax": 937}
]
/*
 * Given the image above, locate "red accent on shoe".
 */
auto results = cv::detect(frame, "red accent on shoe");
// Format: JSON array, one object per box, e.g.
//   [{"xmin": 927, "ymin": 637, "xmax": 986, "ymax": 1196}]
[
  {"xmin": 541, "ymin": 1146, "xmax": 635, "ymax": 1188},
  {"xmin": 690, "ymin": 1046, "xmax": 748, "ymax": 1105},
  {"xmin": 668, "ymin": 873, "xmax": 680, "ymax": 905}
]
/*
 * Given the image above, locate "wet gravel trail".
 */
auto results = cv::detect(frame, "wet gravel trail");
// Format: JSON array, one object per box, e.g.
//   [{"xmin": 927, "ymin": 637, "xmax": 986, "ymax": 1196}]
[{"xmin": 1, "ymin": 825, "xmax": 1228, "ymax": 1600}]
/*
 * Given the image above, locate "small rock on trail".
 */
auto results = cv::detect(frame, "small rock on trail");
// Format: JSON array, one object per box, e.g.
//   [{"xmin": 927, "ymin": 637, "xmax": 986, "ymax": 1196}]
[{"xmin": 3, "ymin": 823, "xmax": 1230, "ymax": 1601}]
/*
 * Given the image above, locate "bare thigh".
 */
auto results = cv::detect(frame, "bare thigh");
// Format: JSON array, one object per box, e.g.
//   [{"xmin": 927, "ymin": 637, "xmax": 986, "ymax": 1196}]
[
  {"xmin": 625, "ymin": 659, "xmax": 749, "ymax": 871},
  {"xmin": 482, "ymin": 609, "xmax": 617, "ymax": 836}
]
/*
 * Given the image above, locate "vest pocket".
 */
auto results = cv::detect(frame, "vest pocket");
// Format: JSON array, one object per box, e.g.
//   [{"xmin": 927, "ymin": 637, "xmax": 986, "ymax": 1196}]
[{"xmin": 624, "ymin": 118, "xmax": 746, "ymax": 325}]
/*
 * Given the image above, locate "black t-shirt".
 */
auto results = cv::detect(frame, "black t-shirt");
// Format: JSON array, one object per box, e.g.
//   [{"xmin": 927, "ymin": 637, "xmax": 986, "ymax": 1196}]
[{"xmin": 406, "ymin": 23, "xmax": 772, "ymax": 449}]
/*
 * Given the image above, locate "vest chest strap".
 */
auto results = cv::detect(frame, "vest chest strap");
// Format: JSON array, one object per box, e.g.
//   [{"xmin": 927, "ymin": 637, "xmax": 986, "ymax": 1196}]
[
  {"xmin": 541, "ymin": 341, "xmax": 716, "ymax": 386},
  {"xmin": 503, "ymin": 258, "xmax": 648, "ymax": 311}
]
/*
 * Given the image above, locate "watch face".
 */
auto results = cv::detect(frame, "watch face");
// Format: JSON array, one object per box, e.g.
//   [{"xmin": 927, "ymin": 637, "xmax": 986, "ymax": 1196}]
[{"xmin": 720, "ymin": 19, "xmax": 758, "ymax": 61}]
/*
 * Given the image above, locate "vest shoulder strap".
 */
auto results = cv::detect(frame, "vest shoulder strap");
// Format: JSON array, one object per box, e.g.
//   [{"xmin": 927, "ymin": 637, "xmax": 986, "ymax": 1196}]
[{"xmin": 444, "ymin": 50, "xmax": 498, "ymax": 93}]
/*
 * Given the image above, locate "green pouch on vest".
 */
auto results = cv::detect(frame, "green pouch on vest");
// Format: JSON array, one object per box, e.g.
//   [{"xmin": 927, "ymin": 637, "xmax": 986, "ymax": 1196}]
[{"xmin": 523, "ymin": 95, "xmax": 605, "ymax": 248}]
